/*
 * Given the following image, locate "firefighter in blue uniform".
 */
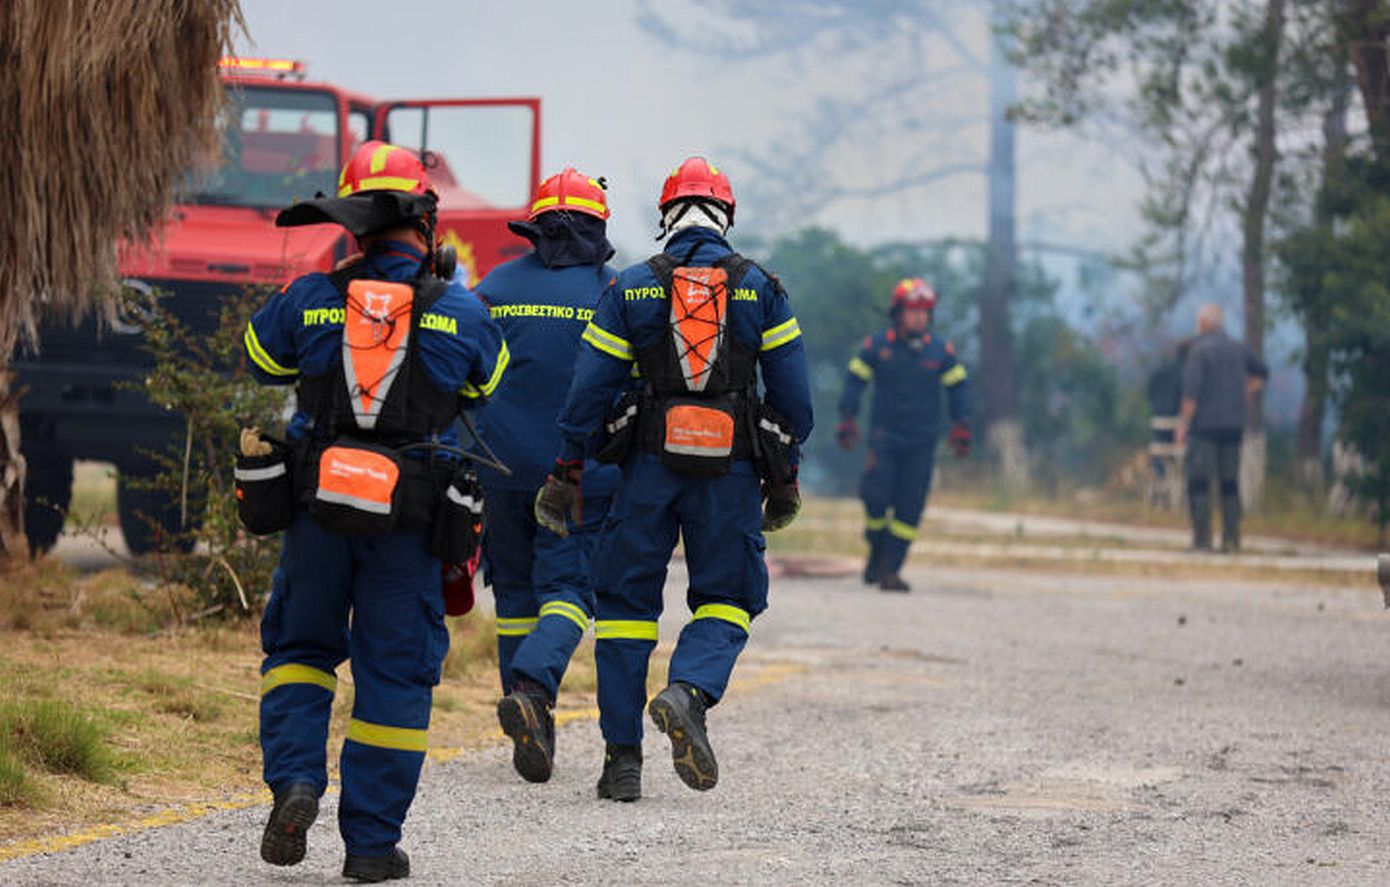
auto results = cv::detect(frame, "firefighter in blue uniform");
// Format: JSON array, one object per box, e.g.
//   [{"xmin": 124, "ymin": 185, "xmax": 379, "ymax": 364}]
[
  {"xmin": 836, "ymin": 278, "xmax": 970, "ymax": 592},
  {"xmin": 242, "ymin": 141, "xmax": 508, "ymax": 882},
  {"xmin": 536, "ymin": 157, "xmax": 813, "ymax": 801},
  {"xmin": 473, "ymin": 168, "xmax": 620, "ymax": 784}
]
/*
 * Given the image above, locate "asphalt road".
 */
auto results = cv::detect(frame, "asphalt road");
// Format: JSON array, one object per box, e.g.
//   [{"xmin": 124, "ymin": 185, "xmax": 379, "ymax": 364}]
[{"xmin": 3, "ymin": 561, "xmax": 1389, "ymax": 885}]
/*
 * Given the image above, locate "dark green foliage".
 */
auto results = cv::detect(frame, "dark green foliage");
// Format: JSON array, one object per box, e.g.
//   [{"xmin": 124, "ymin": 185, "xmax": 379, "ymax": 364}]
[
  {"xmin": 128, "ymin": 286, "xmax": 291, "ymax": 619},
  {"xmin": 753, "ymin": 227, "xmax": 1140, "ymax": 494}
]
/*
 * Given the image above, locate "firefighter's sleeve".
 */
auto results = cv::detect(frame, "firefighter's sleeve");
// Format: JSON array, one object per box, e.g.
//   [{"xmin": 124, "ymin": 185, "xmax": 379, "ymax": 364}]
[
  {"xmin": 837, "ymin": 336, "xmax": 877, "ymax": 420},
  {"xmin": 556, "ymin": 285, "xmax": 635, "ymax": 462},
  {"xmin": 941, "ymin": 345, "xmax": 971, "ymax": 424},
  {"xmin": 453, "ymin": 293, "xmax": 509, "ymax": 404},
  {"xmin": 757, "ymin": 283, "xmax": 814, "ymax": 444},
  {"xmin": 243, "ymin": 282, "xmax": 303, "ymax": 385}
]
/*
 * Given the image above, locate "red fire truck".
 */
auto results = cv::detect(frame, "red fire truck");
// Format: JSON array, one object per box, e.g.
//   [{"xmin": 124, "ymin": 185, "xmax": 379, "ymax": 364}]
[{"xmin": 17, "ymin": 58, "xmax": 541, "ymax": 553}]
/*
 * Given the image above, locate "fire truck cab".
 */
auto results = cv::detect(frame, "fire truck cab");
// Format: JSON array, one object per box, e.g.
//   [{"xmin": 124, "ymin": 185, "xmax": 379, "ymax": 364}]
[{"xmin": 17, "ymin": 58, "xmax": 541, "ymax": 554}]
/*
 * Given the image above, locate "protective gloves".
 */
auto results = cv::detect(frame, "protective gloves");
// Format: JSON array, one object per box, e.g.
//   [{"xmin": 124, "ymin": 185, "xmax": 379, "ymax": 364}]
[
  {"xmin": 761, "ymin": 470, "xmax": 801, "ymax": 532},
  {"xmin": 835, "ymin": 418, "xmax": 860, "ymax": 451},
  {"xmin": 534, "ymin": 458, "xmax": 583, "ymax": 538},
  {"xmin": 948, "ymin": 423, "xmax": 971, "ymax": 458}
]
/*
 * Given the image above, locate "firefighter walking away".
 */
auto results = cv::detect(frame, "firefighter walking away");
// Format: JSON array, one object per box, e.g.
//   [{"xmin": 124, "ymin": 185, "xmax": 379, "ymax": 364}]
[
  {"xmin": 240, "ymin": 141, "xmax": 508, "ymax": 882},
  {"xmin": 537, "ymin": 157, "xmax": 813, "ymax": 800}
]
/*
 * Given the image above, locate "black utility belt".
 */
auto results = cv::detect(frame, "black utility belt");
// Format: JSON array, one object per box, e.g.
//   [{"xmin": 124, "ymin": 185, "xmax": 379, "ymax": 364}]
[
  {"xmin": 234, "ymin": 435, "xmax": 483, "ymax": 562},
  {"xmin": 596, "ymin": 391, "xmax": 795, "ymax": 484}
]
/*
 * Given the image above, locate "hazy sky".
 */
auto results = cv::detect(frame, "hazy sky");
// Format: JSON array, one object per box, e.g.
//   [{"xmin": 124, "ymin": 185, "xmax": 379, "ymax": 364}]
[{"xmin": 233, "ymin": 0, "xmax": 1144, "ymax": 261}]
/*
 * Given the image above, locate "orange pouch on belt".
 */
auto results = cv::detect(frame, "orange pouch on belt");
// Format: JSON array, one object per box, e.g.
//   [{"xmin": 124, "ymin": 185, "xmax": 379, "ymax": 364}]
[
  {"xmin": 309, "ymin": 439, "xmax": 403, "ymax": 534},
  {"xmin": 660, "ymin": 398, "xmax": 736, "ymax": 478}
]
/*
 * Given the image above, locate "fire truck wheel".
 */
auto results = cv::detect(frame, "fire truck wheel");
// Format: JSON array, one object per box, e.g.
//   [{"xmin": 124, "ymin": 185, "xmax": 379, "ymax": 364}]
[{"xmin": 24, "ymin": 450, "xmax": 73, "ymax": 556}]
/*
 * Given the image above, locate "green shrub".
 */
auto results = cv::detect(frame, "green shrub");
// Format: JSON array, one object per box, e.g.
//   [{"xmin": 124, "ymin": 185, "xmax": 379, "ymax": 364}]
[
  {"xmin": 0, "ymin": 699, "xmax": 117, "ymax": 784},
  {"xmin": 0, "ymin": 740, "xmax": 39, "ymax": 807}
]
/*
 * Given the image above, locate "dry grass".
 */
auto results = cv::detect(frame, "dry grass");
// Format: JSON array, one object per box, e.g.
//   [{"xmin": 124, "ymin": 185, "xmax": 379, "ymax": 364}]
[{"xmin": 0, "ymin": 561, "xmax": 667, "ymax": 847}]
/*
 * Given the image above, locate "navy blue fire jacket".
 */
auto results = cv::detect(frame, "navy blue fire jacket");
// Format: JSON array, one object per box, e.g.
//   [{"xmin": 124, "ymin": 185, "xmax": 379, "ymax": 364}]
[
  {"xmin": 473, "ymin": 251, "xmax": 620, "ymax": 497},
  {"xmin": 838, "ymin": 327, "xmax": 970, "ymax": 441}
]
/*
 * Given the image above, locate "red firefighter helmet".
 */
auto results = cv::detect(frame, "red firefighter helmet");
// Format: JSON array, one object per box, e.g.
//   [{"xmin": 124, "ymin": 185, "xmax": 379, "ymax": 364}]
[
  {"xmin": 336, "ymin": 140, "xmax": 435, "ymax": 198},
  {"xmin": 659, "ymin": 157, "xmax": 735, "ymax": 215},
  {"xmin": 529, "ymin": 167, "xmax": 610, "ymax": 220},
  {"xmin": 890, "ymin": 277, "xmax": 937, "ymax": 315}
]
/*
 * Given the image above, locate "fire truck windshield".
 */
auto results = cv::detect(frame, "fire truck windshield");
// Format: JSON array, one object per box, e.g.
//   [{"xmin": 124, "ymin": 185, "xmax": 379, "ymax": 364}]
[{"xmin": 186, "ymin": 86, "xmax": 339, "ymax": 208}]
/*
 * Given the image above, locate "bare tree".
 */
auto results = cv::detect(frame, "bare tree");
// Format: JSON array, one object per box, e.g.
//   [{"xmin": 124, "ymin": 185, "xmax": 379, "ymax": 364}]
[{"xmin": 0, "ymin": 0, "xmax": 242, "ymax": 555}]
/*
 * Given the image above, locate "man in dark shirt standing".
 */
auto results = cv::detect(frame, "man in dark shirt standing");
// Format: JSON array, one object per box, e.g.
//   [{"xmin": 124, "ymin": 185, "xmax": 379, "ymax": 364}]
[{"xmin": 1175, "ymin": 304, "xmax": 1269, "ymax": 552}]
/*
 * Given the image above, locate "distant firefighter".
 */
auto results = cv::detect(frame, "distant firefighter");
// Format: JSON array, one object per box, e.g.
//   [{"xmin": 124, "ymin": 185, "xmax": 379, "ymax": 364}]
[
  {"xmin": 837, "ymin": 277, "xmax": 970, "ymax": 592},
  {"xmin": 1175, "ymin": 304, "xmax": 1268, "ymax": 552}
]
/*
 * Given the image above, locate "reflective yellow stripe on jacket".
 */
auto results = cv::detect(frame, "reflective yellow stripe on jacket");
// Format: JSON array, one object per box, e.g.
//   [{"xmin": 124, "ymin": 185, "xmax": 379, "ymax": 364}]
[
  {"xmin": 761, "ymin": 318, "xmax": 802, "ymax": 352},
  {"xmin": 462, "ymin": 341, "xmax": 511, "ymax": 399},
  {"xmin": 244, "ymin": 323, "xmax": 297, "ymax": 377},
  {"xmin": 848, "ymin": 356, "xmax": 874, "ymax": 381},
  {"xmin": 942, "ymin": 364, "xmax": 967, "ymax": 387},
  {"xmin": 581, "ymin": 322, "xmax": 634, "ymax": 361}
]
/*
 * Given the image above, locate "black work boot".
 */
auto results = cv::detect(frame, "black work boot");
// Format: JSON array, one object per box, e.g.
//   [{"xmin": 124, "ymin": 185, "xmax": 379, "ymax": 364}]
[
  {"xmin": 878, "ymin": 572, "xmax": 911, "ymax": 593},
  {"xmin": 343, "ymin": 847, "xmax": 410, "ymax": 882},
  {"xmin": 260, "ymin": 782, "xmax": 318, "ymax": 867},
  {"xmin": 648, "ymin": 682, "xmax": 718, "ymax": 791},
  {"xmin": 1220, "ymin": 493, "xmax": 1242, "ymax": 553},
  {"xmin": 496, "ymin": 678, "xmax": 555, "ymax": 783},
  {"xmin": 595, "ymin": 743, "xmax": 642, "ymax": 802},
  {"xmin": 862, "ymin": 542, "xmax": 884, "ymax": 585}
]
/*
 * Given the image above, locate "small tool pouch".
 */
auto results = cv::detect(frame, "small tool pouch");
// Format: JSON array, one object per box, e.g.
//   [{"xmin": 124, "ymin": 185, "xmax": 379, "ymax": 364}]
[
  {"xmin": 595, "ymin": 388, "xmax": 642, "ymax": 465},
  {"xmin": 431, "ymin": 467, "xmax": 484, "ymax": 562},
  {"xmin": 308, "ymin": 438, "xmax": 403, "ymax": 535},
  {"xmin": 659, "ymin": 396, "xmax": 737, "ymax": 478},
  {"xmin": 234, "ymin": 440, "xmax": 294, "ymax": 535},
  {"xmin": 753, "ymin": 401, "xmax": 796, "ymax": 485}
]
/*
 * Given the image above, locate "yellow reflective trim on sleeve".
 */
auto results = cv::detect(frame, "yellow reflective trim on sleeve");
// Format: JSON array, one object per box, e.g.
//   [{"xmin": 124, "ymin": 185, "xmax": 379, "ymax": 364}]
[
  {"xmin": 692, "ymin": 603, "xmax": 751, "ymax": 633},
  {"xmin": 941, "ymin": 364, "xmax": 967, "ymax": 387},
  {"xmin": 461, "ymin": 340, "xmax": 511, "ymax": 399},
  {"xmin": 345, "ymin": 718, "xmax": 428, "ymax": 753},
  {"xmin": 848, "ymin": 356, "xmax": 874, "ymax": 381},
  {"xmin": 760, "ymin": 318, "xmax": 802, "ymax": 352},
  {"xmin": 594, "ymin": 619, "xmax": 659, "ymax": 641},
  {"xmin": 889, "ymin": 518, "xmax": 918, "ymax": 541},
  {"xmin": 244, "ymin": 324, "xmax": 297, "ymax": 377},
  {"xmin": 539, "ymin": 600, "xmax": 590, "ymax": 632},
  {"xmin": 865, "ymin": 515, "xmax": 889, "ymax": 531},
  {"xmin": 496, "ymin": 616, "xmax": 538, "ymax": 637},
  {"xmin": 581, "ymin": 322, "xmax": 634, "ymax": 361},
  {"xmin": 260, "ymin": 663, "xmax": 336, "ymax": 697}
]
